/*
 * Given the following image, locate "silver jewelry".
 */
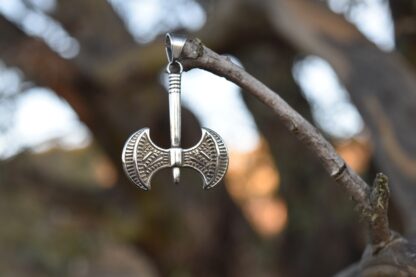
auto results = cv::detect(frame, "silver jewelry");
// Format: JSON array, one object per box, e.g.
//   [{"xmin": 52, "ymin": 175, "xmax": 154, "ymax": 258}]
[{"xmin": 121, "ymin": 33, "xmax": 229, "ymax": 190}]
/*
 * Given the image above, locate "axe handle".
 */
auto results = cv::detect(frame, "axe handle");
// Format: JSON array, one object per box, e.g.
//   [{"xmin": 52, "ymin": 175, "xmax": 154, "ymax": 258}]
[
  {"xmin": 168, "ymin": 73, "xmax": 181, "ymax": 147},
  {"xmin": 168, "ymin": 72, "xmax": 182, "ymax": 184}
]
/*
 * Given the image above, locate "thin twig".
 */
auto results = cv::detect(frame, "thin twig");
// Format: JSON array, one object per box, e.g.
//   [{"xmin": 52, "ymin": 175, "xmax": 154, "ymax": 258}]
[{"xmin": 179, "ymin": 37, "xmax": 372, "ymax": 212}]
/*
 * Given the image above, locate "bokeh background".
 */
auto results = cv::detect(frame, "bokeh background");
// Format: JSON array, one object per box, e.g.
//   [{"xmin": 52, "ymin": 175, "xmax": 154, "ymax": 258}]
[{"xmin": 0, "ymin": 0, "xmax": 415, "ymax": 276}]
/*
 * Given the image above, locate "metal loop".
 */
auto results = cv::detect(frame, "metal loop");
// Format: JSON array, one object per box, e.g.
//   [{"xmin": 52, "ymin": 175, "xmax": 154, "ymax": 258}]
[
  {"xmin": 166, "ymin": 61, "xmax": 183, "ymax": 74},
  {"xmin": 165, "ymin": 33, "xmax": 187, "ymax": 63}
]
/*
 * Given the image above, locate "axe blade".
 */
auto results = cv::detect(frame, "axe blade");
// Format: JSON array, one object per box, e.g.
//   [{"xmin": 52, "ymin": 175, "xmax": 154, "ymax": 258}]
[
  {"xmin": 122, "ymin": 128, "xmax": 229, "ymax": 190},
  {"xmin": 183, "ymin": 128, "xmax": 229, "ymax": 189},
  {"xmin": 121, "ymin": 128, "xmax": 170, "ymax": 190}
]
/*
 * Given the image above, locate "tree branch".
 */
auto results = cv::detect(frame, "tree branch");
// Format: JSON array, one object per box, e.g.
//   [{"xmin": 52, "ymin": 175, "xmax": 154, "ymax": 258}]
[
  {"xmin": 179, "ymin": 37, "xmax": 372, "ymax": 212},
  {"xmin": 369, "ymin": 173, "xmax": 392, "ymax": 248},
  {"xmin": 266, "ymin": 0, "xmax": 416, "ymax": 235}
]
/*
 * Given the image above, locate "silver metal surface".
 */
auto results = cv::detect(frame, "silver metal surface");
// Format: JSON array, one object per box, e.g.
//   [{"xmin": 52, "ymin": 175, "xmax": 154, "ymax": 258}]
[
  {"xmin": 168, "ymin": 73, "xmax": 181, "ymax": 147},
  {"xmin": 170, "ymin": 148, "xmax": 182, "ymax": 167},
  {"xmin": 168, "ymin": 71, "xmax": 182, "ymax": 182},
  {"xmin": 182, "ymin": 128, "xmax": 228, "ymax": 189},
  {"xmin": 121, "ymin": 33, "xmax": 229, "ymax": 190},
  {"xmin": 165, "ymin": 33, "xmax": 187, "ymax": 63},
  {"xmin": 121, "ymin": 128, "xmax": 228, "ymax": 189}
]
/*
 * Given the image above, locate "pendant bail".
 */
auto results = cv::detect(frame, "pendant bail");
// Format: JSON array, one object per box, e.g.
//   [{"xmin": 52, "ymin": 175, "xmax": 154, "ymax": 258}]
[{"xmin": 165, "ymin": 33, "xmax": 187, "ymax": 63}]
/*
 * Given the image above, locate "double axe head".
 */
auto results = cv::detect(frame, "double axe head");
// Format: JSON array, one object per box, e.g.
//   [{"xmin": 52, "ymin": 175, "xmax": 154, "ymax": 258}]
[{"xmin": 121, "ymin": 34, "xmax": 229, "ymax": 190}]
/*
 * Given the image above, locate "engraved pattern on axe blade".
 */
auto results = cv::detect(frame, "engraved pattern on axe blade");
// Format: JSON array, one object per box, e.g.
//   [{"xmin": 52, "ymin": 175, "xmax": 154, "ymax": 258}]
[
  {"xmin": 122, "ymin": 128, "xmax": 170, "ymax": 190},
  {"xmin": 183, "ymin": 128, "xmax": 229, "ymax": 189},
  {"xmin": 122, "ymin": 127, "xmax": 228, "ymax": 190}
]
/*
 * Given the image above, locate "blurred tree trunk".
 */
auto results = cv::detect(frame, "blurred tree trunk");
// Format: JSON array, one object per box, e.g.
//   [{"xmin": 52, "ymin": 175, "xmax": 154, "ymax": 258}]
[
  {"xmin": 237, "ymin": 38, "xmax": 365, "ymax": 276},
  {"xmin": 390, "ymin": 0, "xmax": 416, "ymax": 68},
  {"xmin": 197, "ymin": 2, "xmax": 366, "ymax": 275},
  {"xmin": 0, "ymin": 10, "xmax": 247, "ymax": 277},
  {"xmin": 265, "ymin": 0, "xmax": 416, "ymax": 236}
]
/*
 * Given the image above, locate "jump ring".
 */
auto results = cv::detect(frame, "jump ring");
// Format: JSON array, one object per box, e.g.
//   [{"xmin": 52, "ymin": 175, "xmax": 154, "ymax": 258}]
[{"xmin": 166, "ymin": 61, "xmax": 183, "ymax": 74}]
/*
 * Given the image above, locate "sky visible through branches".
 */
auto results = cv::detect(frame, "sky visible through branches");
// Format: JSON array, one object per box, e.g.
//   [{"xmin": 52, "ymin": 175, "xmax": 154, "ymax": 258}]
[{"xmin": 0, "ymin": 0, "xmax": 395, "ymax": 158}]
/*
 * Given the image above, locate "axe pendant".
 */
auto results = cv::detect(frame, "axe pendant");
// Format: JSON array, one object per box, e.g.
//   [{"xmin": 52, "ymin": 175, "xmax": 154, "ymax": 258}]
[{"xmin": 121, "ymin": 33, "xmax": 229, "ymax": 190}]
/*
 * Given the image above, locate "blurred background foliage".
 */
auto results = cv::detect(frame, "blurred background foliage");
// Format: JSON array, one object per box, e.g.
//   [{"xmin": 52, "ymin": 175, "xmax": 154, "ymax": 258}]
[{"xmin": 0, "ymin": 0, "xmax": 415, "ymax": 276}]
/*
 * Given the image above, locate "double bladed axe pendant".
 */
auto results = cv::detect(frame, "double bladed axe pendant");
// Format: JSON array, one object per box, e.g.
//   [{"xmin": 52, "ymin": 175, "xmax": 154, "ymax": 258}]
[{"xmin": 121, "ymin": 34, "xmax": 229, "ymax": 190}]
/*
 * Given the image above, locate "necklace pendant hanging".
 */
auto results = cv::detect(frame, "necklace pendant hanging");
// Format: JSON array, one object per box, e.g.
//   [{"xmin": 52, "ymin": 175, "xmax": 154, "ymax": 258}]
[{"xmin": 121, "ymin": 33, "xmax": 229, "ymax": 190}]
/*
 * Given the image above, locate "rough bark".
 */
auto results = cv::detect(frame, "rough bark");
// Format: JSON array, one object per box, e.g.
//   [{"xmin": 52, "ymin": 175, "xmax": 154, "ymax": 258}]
[{"xmin": 369, "ymin": 173, "xmax": 392, "ymax": 247}]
